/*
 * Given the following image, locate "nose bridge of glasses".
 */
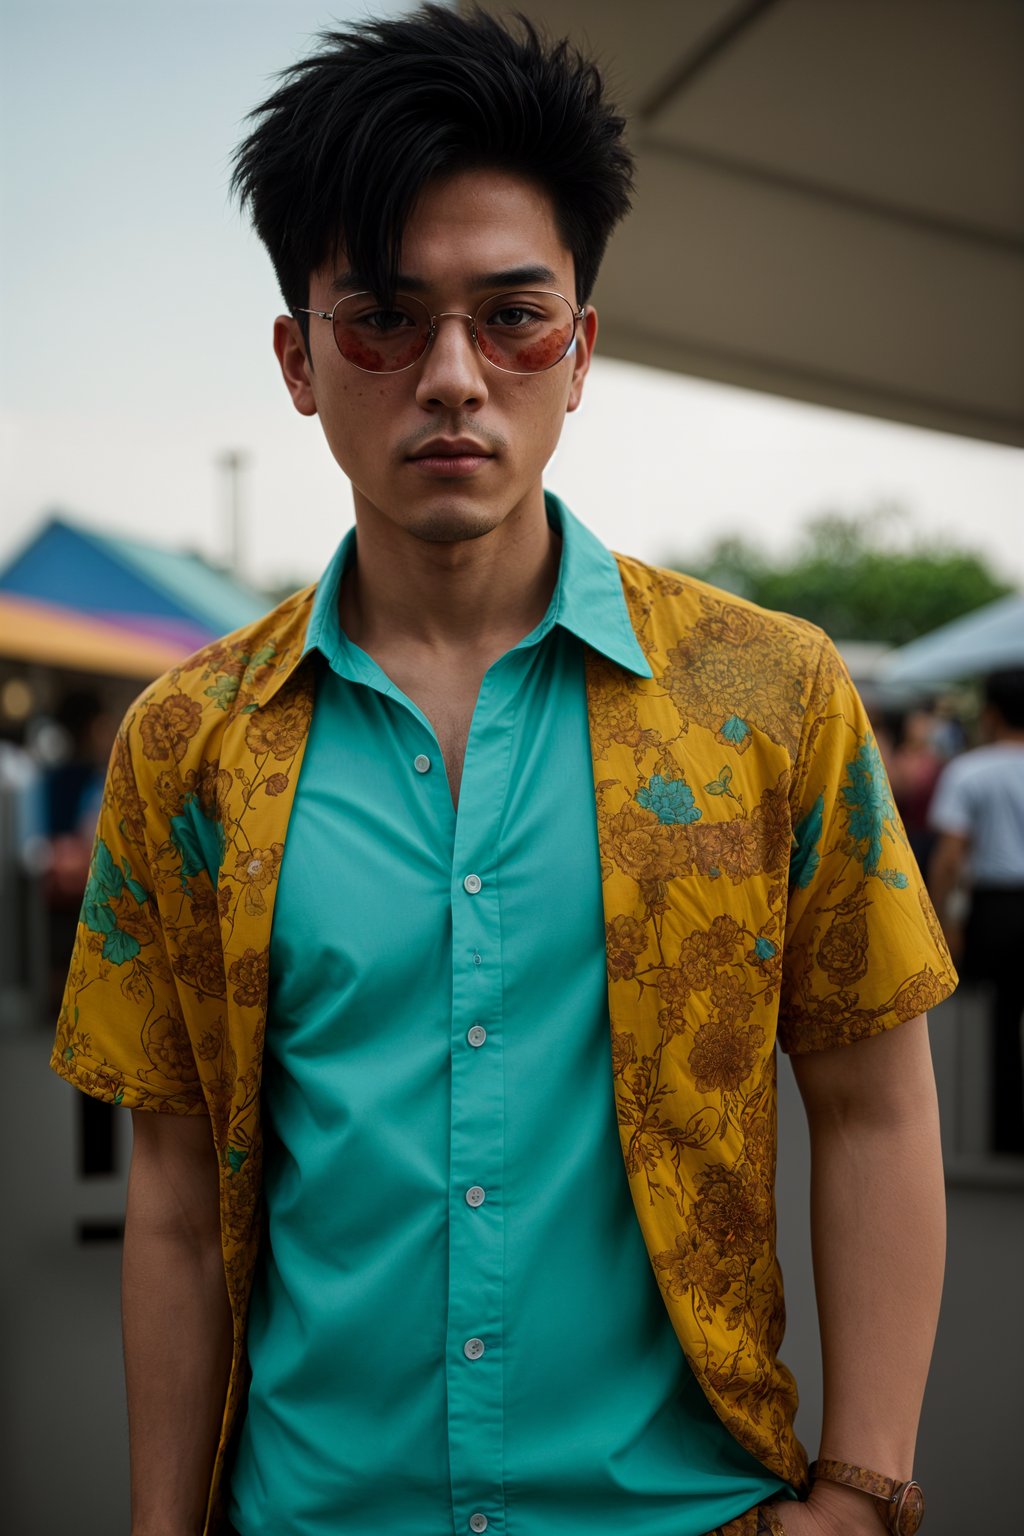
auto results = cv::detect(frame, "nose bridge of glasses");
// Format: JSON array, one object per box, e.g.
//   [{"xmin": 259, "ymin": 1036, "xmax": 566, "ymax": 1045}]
[
  {"xmin": 430, "ymin": 309, "xmax": 479, "ymax": 345},
  {"xmin": 423, "ymin": 309, "xmax": 484, "ymax": 366}
]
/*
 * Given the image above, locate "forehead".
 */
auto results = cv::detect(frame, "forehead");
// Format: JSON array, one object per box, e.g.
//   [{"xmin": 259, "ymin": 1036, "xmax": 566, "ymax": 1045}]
[
  {"xmin": 405, "ymin": 167, "xmax": 564, "ymax": 249},
  {"xmin": 327, "ymin": 167, "xmax": 574, "ymax": 298}
]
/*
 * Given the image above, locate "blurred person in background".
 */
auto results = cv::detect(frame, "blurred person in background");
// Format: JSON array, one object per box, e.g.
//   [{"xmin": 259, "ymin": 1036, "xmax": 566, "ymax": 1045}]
[
  {"xmin": 928, "ymin": 667, "xmax": 1024, "ymax": 1155},
  {"xmin": 0, "ymin": 721, "xmax": 46, "ymax": 1015},
  {"xmin": 929, "ymin": 697, "xmax": 966, "ymax": 763},
  {"xmin": 40, "ymin": 688, "xmax": 118, "ymax": 1006},
  {"xmin": 50, "ymin": 8, "xmax": 955, "ymax": 1536},
  {"xmin": 43, "ymin": 688, "xmax": 111, "ymax": 845},
  {"xmin": 886, "ymin": 707, "xmax": 945, "ymax": 875}
]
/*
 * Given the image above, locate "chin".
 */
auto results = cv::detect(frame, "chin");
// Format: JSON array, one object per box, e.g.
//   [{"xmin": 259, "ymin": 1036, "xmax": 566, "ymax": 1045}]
[{"xmin": 404, "ymin": 497, "xmax": 511, "ymax": 545}]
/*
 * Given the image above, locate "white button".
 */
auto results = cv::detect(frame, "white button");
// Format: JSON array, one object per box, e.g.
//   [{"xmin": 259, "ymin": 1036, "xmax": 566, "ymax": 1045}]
[
  {"xmin": 247, "ymin": 858, "xmax": 262, "ymax": 876},
  {"xmin": 472, "ymin": 952, "xmax": 483, "ymax": 966},
  {"xmin": 470, "ymin": 1516, "xmax": 489, "ymax": 1533},
  {"xmin": 465, "ymin": 1186, "xmax": 486, "ymax": 1207},
  {"xmin": 463, "ymin": 873, "xmax": 482, "ymax": 894},
  {"xmin": 467, "ymin": 1025, "xmax": 487, "ymax": 1047},
  {"xmin": 413, "ymin": 754, "xmax": 431, "ymax": 774},
  {"xmin": 463, "ymin": 1337, "xmax": 485, "ymax": 1360}
]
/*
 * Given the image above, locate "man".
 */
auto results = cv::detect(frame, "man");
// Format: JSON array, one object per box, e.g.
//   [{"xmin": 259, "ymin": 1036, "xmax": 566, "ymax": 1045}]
[
  {"xmin": 52, "ymin": 9, "xmax": 955, "ymax": 1536},
  {"xmin": 928, "ymin": 668, "xmax": 1024, "ymax": 1154}
]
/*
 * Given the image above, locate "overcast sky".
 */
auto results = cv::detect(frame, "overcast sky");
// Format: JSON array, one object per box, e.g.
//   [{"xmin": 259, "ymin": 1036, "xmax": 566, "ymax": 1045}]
[{"xmin": 3, "ymin": 0, "xmax": 1022, "ymax": 592}]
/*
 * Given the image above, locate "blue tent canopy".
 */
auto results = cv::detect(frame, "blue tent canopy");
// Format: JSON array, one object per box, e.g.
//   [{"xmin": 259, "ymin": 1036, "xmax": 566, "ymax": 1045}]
[
  {"xmin": 877, "ymin": 592, "xmax": 1024, "ymax": 692},
  {"xmin": 0, "ymin": 516, "xmax": 267, "ymax": 650}
]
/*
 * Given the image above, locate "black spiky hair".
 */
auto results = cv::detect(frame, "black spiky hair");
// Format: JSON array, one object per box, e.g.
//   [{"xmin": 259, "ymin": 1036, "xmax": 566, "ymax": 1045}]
[{"xmin": 230, "ymin": 4, "xmax": 634, "ymax": 320}]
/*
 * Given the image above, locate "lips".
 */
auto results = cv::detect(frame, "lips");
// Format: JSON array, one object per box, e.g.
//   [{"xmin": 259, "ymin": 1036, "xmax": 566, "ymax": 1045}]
[
  {"xmin": 409, "ymin": 438, "xmax": 492, "ymax": 461},
  {"xmin": 406, "ymin": 438, "xmax": 495, "ymax": 477}
]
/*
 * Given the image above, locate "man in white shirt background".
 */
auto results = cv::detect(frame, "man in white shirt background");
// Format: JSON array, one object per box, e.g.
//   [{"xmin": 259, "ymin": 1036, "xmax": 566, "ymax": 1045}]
[{"xmin": 929, "ymin": 668, "xmax": 1024, "ymax": 1154}]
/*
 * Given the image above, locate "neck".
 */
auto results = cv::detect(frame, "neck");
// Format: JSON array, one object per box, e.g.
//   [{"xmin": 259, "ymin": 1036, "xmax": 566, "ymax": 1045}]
[{"xmin": 340, "ymin": 485, "xmax": 561, "ymax": 656}]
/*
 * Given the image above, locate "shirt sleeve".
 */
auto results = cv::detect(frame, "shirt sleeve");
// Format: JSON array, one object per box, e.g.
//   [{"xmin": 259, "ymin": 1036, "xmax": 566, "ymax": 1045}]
[
  {"xmin": 50, "ymin": 707, "xmax": 206, "ymax": 1114},
  {"xmin": 778, "ymin": 635, "xmax": 958, "ymax": 1054},
  {"xmin": 927, "ymin": 758, "xmax": 973, "ymax": 837}
]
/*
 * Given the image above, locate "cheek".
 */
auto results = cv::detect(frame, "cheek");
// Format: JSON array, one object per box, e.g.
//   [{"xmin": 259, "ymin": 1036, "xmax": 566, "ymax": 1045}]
[
  {"xmin": 340, "ymin": 337, "xmax": 424, "ymax": 372},
  {"xmin": 310, "ymin": 380, "xmax": 385, "ymax": 472},
  {"xmin": 510, "ymin": 372, "xmax": 572, "ymax": 438},
  {"xmin": 342, "ymin": 338, "xmax": 389, "ymax": 371},
  {"xmin": 315, "ymin": 376, "xmax": 391, "ymax": 426},
  {"xmin": 511, "ymin": 330, "xmax": 573, "ymax": 371}
]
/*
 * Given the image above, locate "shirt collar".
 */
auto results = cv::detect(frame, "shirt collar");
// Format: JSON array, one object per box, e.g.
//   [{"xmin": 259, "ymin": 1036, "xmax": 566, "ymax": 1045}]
[
  {"xmin": 302, "ymin": 491, "xmax": 651, "ymax": 680},
  {"xmin": 538, "ymin": 492, "xmax": 651, "ymax": 677},
  {"xmin": 301, "ymin": 524, "xmax": 360, "ymax": 676}
]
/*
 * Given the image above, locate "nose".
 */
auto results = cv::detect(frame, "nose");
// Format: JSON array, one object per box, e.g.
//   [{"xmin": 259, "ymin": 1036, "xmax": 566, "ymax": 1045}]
[{"xmin": 414, "ymin": 311, "xmax": 489, "ymax": 412}]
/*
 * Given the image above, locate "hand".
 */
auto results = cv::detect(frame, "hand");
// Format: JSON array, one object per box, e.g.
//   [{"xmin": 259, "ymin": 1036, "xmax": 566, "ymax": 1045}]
[{"xmin": 764, "ymin": 1479, "xmax": 884, "ymax": 1536}]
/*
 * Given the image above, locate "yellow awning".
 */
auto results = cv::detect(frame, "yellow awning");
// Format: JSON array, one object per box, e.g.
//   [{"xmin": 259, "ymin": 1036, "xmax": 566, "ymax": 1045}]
[{"xmin": 0, "ymin": 593, "xmax": 192, "ymax": 679}]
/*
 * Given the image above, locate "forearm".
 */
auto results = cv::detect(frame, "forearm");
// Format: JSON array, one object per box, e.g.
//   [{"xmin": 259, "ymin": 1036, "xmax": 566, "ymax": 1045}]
[
  {"xmin": 925, "ymin": 865, "xmax": 955, "ymax": 926},
  {"xmin": 807, "ymin": 1102, "xmax": 946, "ymax": 1477},
  {"xmin": 123, "ymin": 1122, "xmax": 233, "ymax": 1536},
  {"xmin": 927, "ymin": 832, "xmax": 968, "ymax": 947}
]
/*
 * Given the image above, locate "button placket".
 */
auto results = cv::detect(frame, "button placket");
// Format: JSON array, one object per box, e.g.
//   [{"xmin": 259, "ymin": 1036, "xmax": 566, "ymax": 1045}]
[{"xmin": 446, "ymin": 669, "xmax": 511, "ymax": 1534}]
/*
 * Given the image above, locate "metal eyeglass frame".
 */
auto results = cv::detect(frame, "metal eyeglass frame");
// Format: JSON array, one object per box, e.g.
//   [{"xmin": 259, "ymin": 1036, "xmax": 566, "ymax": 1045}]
[{"xmin": 292, "ymin": 289, "xmax": 586, "ymax": 375}]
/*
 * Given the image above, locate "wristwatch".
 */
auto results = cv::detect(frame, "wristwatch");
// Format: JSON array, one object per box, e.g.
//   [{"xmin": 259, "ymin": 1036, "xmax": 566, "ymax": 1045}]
[{"xmin": 809, "ymin": 1458, "xmax": 925, "ymax": 1535}]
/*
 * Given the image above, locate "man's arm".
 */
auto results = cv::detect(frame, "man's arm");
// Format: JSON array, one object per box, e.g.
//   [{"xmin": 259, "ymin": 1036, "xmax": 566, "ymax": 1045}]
[
  {"xmin": 927, "ymin": 832, "xmax": 970, "ymax": 963},
  {"xmin": 769, "ymin": 1014, "xmax": 946, "ymax": 1535},
  {"xmin": 123, "ymin": 1109, "xmax": 233, "ymax": 1536}
]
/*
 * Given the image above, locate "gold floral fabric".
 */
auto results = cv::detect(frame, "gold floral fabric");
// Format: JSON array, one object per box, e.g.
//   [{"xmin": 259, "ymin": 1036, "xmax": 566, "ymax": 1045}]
[
  {"xmin": 586, "ymin": 556, "xmax": 956, "ymax": 1492},
  {"xmin": 51, "ymin": 584, "xmax": 316, "ymax": 1531},
  {"xmin": 711, "ymin": 1499, "xmax": 789, "ymax": 1536},
  {"xmin": 52, "ymin": 553, "xmax": 956, "ymax": 1530}
]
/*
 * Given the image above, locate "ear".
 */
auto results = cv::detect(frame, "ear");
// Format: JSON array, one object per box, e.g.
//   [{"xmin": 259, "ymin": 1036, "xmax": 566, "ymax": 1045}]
[
  {"xmin": 273, "ymin": 315, "xmax": 318, "ymax": 417},
  {"xmin": 566, "ymin": 304, "xmax": 598, "ymax": 414}
]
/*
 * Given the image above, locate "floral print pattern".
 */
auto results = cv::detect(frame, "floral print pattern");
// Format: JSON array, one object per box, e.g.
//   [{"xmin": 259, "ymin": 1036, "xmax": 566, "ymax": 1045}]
[
  {"xmin": 52, "ymin": 557, "xmax": 956, "ymax": 1529},
  {"xmin": 584, "ymin": 557, "xmax": 956, "ymax": 1492},
  {"xmin": 51, "ymin": 588, "xmax": 314, "ymax": 1529}
]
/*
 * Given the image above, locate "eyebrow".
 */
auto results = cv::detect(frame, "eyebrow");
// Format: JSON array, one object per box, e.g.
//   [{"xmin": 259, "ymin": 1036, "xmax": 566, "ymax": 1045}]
[{"xmin": 329, "ymin": 264, "xmax": 560, "ymax": 296}]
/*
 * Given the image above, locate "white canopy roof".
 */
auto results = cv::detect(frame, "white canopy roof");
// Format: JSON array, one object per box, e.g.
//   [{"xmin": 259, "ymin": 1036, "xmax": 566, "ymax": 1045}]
[{"xmin": 476, "ymin": 0, "xmax": 1024, "ymax": 447}]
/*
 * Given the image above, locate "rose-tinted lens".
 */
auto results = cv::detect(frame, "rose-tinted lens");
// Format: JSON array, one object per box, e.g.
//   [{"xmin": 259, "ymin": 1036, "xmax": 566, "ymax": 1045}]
[
  {"xmin": 475, "ymin": 292, "xmax": 575, "ymax": 373},
  {"xmin": 333, "ymin": 294, "xmax": 431, "ymax": 372}
]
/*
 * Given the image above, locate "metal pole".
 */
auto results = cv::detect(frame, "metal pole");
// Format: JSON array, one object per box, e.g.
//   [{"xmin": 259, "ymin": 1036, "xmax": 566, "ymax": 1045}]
[{"xmin": 217, "ymin": 449, "xmax": 249, "ymax": 579}]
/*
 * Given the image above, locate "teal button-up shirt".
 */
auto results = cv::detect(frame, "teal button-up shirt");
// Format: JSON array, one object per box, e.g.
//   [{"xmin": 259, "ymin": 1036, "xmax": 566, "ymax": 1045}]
[{"xmin": 229, "ymin": 494, "xmax": 789, "ymax": 1536}]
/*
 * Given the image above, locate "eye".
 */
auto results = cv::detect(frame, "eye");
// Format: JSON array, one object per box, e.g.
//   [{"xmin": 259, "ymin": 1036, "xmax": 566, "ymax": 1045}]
[
  {"xmin": 487, "ymin": 304, "xmax": 542, "ymax": 329},
  {"xmin": 360, "ymin": 307, "xmax": 417, "ymax": 334}
]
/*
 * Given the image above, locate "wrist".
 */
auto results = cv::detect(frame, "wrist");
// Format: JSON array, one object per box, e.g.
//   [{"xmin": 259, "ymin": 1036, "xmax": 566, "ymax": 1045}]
[
  {"xmin": 807, "ymin": 1479, "xmax": 884, "ymax": 1533},
  {"xmin": 128, "ymin": 1523, "xmax": 199, "ymax": 1536},
  {"xmin": 130, "ymin": 1515, "xmax": 204, "ymax": 1536},
  {"xmin": 808, "ymin": 1458, "xmax": 926, "ymax": 1536},
  {"xmin": 131, "ymin": 1525, "xmax": 202, "ymax": 1536}
]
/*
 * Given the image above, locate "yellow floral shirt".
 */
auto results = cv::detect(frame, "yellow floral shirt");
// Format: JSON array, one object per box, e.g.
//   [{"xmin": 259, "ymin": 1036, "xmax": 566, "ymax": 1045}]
[{"xmin": 52, "ymin": 549, "xmax": 956, "ymax": 1532}]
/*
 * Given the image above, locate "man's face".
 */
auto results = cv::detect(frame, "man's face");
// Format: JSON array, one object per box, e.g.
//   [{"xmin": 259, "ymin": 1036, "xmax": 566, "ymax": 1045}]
[{"xmin": 274, "ymin": 167, "xmax": 597, "ymax": 545}]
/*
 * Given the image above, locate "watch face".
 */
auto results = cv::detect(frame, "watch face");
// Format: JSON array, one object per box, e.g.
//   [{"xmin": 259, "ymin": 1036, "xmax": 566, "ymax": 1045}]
[{"xmin": 895, "ymin": 1481, "xmax": 924, "ymax": 1535}]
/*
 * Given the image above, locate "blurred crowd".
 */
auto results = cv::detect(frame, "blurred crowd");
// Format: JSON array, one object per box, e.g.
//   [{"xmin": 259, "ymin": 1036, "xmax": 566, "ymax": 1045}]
[
  {"xmin": 0, "ymin": 685, "xmax": 121, "ymax": 1024},
  {"xmin": 875, "ymin": 668, "xmax": 1024, "ymax": 1155},
  {"xmin": 2, "ymin": 667, "xmax": 1023, "ymax": 1155}
]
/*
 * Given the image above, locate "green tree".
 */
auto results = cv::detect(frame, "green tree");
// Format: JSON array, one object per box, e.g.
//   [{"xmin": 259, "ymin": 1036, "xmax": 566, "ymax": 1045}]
[{"xmin": 669, "ymin": 509, "xmax": 1015, "ymax": 645}]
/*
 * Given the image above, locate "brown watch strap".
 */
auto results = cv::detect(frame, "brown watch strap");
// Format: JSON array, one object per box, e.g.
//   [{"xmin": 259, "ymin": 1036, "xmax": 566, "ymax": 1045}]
[{"xmin": 809, "ymin": 1458, "xmax": 925, "ymax": 1535}]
